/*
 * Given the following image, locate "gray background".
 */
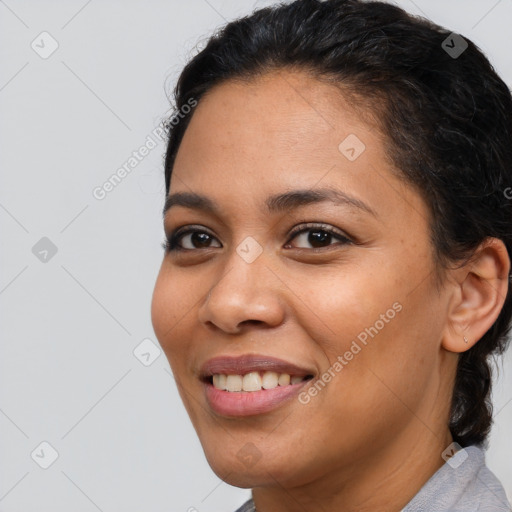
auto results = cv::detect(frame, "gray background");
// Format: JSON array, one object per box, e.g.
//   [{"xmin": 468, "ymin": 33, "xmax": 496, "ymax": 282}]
[{"xmin": 1, "ymin": 0, "xmax": 511, "ymax": 510}]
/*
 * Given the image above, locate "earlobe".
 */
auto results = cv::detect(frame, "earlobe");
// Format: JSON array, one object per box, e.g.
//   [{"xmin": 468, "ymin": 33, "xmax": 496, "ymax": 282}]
[{"xmin": 441, "ymin": 238, "xmax": 510, "ymax": 354}]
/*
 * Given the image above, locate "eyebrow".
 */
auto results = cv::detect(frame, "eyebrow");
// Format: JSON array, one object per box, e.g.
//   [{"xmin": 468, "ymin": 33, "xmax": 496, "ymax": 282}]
[{"xmin": 162, "ymin": 187, "xmax": 376, "ymax": 219}]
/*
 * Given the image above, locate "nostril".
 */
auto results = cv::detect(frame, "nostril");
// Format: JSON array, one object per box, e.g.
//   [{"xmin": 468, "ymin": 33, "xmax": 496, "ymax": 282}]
[{"xmin": 240, "ymin": 320, "xmax": 264, "ymax": 327}]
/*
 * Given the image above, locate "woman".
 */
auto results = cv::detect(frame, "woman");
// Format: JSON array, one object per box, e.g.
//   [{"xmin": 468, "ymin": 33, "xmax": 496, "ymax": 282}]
[{"xmin": 151, "ymin": 0, "xmax": 512, "ymax": 510}]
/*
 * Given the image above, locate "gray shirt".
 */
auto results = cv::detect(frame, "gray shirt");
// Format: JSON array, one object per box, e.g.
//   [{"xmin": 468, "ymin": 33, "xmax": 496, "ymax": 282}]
[{"xmin": 234, "ymin": 444, "xmax": 511, "ymax": 511}]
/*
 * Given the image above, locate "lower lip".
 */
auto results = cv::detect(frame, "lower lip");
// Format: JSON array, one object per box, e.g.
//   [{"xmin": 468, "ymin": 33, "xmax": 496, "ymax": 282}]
[{"xmin": 204, "ymin": 380, "xmax": 309, "ymax": 417}]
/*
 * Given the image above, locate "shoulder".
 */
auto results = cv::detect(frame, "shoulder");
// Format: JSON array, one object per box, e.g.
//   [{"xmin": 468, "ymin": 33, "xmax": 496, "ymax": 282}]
[
  {"xmin": 233, "ymin": 498, "xmax": 255, "ymax": 512},
  {"xmin": 403, "ymin": 444, "xmax": 511, "ymax": 512},
  {"xmin": 232, "ymin": 446, "xmax": 510, "ymax": 512}
]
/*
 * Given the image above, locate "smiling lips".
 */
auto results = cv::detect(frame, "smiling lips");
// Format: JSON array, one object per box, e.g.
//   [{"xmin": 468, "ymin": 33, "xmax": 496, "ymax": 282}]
[
  {"xmin": 200, "ymin": 354, "xmax": 314, "ymax": 416},
  {"xmin": 213, "ymin": 371, "xmax": 306, "ymax": 392}
]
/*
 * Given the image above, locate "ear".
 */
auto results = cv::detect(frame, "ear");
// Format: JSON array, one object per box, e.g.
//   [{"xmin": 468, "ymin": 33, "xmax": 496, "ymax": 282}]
[{"xmin": 442, "ymin": 238, "xmax": 510, "ymax": 353}]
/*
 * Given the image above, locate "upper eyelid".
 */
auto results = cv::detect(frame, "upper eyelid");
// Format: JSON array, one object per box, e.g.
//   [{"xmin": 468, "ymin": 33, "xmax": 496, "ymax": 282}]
[
  {"xmin": 169, "ymin": 224, "xmax": 216, "ymax": 239},
  {"xmin": 289, "ymin": 222, "xmax": 350, "ymax": 239}
]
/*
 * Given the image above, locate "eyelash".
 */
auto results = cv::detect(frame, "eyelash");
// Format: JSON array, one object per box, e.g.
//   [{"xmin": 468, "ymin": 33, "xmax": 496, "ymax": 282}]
[{"xmin": 161, "ymin": 223, "xmax": 352, "ymax": 253}]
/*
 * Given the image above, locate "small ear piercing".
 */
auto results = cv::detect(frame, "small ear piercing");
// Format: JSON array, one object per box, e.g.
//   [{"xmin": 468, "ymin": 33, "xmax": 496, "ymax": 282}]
[{"xmin": 463, "ymin": 336, "xmax": 469, "ymax": 344}]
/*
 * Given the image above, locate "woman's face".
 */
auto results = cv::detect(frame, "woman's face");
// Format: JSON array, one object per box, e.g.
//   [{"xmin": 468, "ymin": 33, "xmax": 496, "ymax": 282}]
[{"xmin": 151, "ymin": 69, "xmax": 456, "ymax": 489}]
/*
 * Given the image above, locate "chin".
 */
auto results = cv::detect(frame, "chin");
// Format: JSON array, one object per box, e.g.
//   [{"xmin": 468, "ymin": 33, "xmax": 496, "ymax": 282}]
[
  {"xmin": 204, "ymin": 456, "xmax": 265, "ymax": 487},
  {"xmin": 214, "ymin": 468, "xmax": 267, "ymax": 489},
  {"xmin": 203, "ymin": 441, "xmax": 314, "ymax": 490},
  {"xmin": 200, "ymin": 442, "xmax": 282, "ymax": 487}
]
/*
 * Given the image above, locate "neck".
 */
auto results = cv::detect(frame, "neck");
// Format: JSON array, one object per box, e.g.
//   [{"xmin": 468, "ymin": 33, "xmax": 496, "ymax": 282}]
[{"xmin": 251, "ymin": 424, "xmax": 453, "ymax": 512}]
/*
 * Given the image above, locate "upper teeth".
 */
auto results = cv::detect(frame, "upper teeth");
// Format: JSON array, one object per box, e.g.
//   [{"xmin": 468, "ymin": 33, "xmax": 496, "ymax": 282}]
[{"xmin": 212, "ymin": 372, "xmax": 306, "ymax": 392}]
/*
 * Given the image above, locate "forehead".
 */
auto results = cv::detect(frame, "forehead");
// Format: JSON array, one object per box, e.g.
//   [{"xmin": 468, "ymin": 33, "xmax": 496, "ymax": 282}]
[
  {"xmin": 167, "ymin": 69, "xmax": 428, "ymax": 228},
  {"xmin": 180, "ymin": 68, "xmax": 372, "ymax": 151},
  {"xmin": 172, "ymin": 70, "xmax": 377, "ymax": 184}
]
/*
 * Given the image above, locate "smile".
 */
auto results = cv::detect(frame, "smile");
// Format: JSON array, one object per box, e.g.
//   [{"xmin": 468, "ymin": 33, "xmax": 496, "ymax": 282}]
[
  {"xmin": 212, "ymin": 371, "xmax": 310, "ymax": 392},
  {"xmin": 200, "ymin": 354, "xmax": 314, "ymax": 416}
]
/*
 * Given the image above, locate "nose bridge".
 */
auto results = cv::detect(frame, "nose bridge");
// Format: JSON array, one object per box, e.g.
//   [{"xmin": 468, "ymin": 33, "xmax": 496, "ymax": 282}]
[
  {"xmin": 212, "ymin": 237, "xmax": 272, "ymax": 304},
  {"xmin": 198, "ymin": 237, "xmax": 285, "ymax": 332},
  {"xmin": 215, "ymin": 232, "xmax": 270, "ymax": 290}
]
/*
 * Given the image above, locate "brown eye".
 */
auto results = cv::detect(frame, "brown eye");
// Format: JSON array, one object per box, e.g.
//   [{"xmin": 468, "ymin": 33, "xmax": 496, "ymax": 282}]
[
  {"xmin": 179, "ymin": 231, "xmax": 219, "ymax": 249},
  {"xmin": 163, "ymin": 227, "xmax": 222, "ymax": 252},
  {"xmin": 286, "ymin": 224, "xmax": 351, "ymax": 250}
]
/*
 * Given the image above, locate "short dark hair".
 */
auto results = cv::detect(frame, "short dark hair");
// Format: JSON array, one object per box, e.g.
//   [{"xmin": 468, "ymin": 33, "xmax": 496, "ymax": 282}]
[{"xmin": 163, "ymin": 0, "xmax": 512, "ymax": 447}]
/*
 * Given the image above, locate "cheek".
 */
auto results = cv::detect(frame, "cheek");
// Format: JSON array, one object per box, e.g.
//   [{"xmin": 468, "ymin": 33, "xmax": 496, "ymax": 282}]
[
  {"xmin": 300, "ymin": 261, "xmax": 437, "ymax": 401},
  {"xmin": 151, "ymin": 267, "xmax": 196, "ymax": 360},
  {"xmin": 297, "ymin": 263, "xmax": 395, "ymax": 348},
  {"xmin": 151, "ymin": 271, "xmax": 173, "ymax": 345}
]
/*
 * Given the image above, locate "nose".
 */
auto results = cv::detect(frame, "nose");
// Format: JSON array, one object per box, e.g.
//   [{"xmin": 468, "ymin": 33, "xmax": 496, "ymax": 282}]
[{"xmin": 197, "ymin": 248, "xmax": 286, "ymax": 334}]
